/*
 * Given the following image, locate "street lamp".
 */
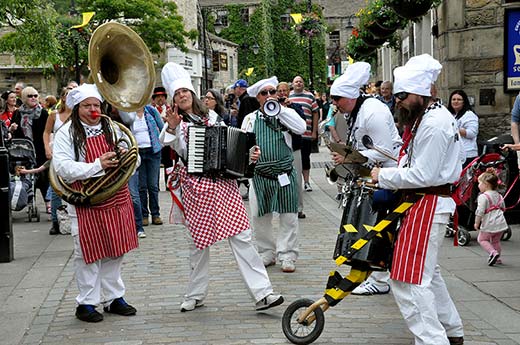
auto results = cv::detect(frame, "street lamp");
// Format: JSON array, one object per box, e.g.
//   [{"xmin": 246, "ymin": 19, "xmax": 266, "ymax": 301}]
[
  {"xmin": 201, "ymin": 8, "xmax": 224, "ymax": 91},
  {"xmin": 345, "ymin": 14, "xmax": 356, "ymax": 30}
]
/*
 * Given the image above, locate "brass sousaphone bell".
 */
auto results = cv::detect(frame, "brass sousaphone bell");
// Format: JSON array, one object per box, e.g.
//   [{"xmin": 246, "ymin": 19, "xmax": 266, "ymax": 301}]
[{"xmin": 50, "ymin": 22, "xmax": 155, "ymax": 205}]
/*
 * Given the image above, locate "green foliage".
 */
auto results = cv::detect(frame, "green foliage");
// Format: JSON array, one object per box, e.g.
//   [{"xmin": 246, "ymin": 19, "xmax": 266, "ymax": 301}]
[
  {"xmin": 218, "ymin": 0, "xmax": 327, "ymax": 91},
  {"xmin": 0, "ymin": 0, "xmax": 196, "ymax": 89},
  {"xmin": 345, "ymin": 30, "xmax": 377, "ymax": 62},
  {"xmin": 358, "ymin": 0, "xmax": 406, "ymax": 30}
]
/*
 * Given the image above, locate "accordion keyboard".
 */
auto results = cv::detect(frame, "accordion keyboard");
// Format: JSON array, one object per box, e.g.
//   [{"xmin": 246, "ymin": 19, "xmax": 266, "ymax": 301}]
[{"xmin": 187, "ymin": 126, "xmax": 206, "ymax": 173}]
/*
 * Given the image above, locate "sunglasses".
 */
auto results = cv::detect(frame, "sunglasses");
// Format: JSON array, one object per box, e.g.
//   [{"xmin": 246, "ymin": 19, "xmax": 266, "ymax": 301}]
[
  {"xmin": 331, "ymin": 95, "xmax": 342, "ymax": 102},
  {"xmin": 27, "ymin": 94, "xmax": 39, "ymax": 99},
  {"xmin": 202, "ymin": 96, "xmax": 215, "ymax": 101},
  {"xmin": 259, "ymin": 89, "xmax": 277, "ymax": 96},
  {"xmin": 394, "ymin": 92, "xmax": 409, "ymax": 101}
]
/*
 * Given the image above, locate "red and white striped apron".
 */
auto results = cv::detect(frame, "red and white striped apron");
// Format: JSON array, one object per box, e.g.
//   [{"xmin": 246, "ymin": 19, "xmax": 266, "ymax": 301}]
[
  {"xmin": 390, "ymin": 194, "xmax": 437, "ymax": 284},
  {"xmin": 74, "ymin": 134, "xmax": 138, "ymax": 264},
  {"xmin": 180, "ymin": 167, "xmax": 250, "ymax": 250}
]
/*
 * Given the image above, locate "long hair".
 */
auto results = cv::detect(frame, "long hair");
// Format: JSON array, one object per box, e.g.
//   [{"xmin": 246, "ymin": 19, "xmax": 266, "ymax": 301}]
[
  {"xmin": 205, "ymin": 89, "xmax": 225, "ymax": 116},
  {"xmin": 177, "ymin": 91, "xmax": 209, "ymax": 118},
  {"xmin": 69, "ymin": 106, "xmax": 115, "ymax": 161},
  {"xmin": 447, "ymin": 90, "xmax": 472, "ymax": 118}
]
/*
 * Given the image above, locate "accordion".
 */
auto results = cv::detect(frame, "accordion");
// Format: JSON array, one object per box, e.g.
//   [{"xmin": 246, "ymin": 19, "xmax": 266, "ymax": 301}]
[{"xmin": 187, "ymin": 125, "xmax": 256, "ymax": 178}]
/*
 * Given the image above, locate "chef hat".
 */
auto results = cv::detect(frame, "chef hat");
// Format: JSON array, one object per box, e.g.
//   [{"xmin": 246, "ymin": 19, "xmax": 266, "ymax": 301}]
[
  {"xmin": 161, "ymin": 62, "xmax": 195, "ymax": 97},
  {"xmin": 247, "ymin": 76, "xmax": 278, "ymax": 97},
  {"xmin": 393, "ymin": 54, "xmax": 442, "ymax": 97},
  {"xmin": 66, "ymin": 83, "xmax": 103, "ymax": 109},
  {"xmin": 330, "ymin": 62, "xmax": 371, "ymax": 99}
]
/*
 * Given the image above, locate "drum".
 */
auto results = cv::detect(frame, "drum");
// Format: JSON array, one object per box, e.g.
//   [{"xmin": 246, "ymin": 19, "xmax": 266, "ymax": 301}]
[{"xmin": 333, "ymin": 178, "xmax": 394, "ymax": 271}]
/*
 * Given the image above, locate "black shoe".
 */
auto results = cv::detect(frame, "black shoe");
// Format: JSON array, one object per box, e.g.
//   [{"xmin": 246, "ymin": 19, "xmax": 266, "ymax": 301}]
[
  {"xmin": 49, "ymin": 221, "xmax": 60, "ymax": 235},
  {"xmin": 298, "ymin": 211, "xmax": 306, "ymax": 219},
  {"xmin": 103, "ymin": 297, "xmax": 137, "ymax": 316},
  {"xmin": 76, "ymin": 305, "xmax": 103, "ymax": 322},
  {"xmin": 448, "ymin": 336, "xmax": 464, "ymax": 345}
]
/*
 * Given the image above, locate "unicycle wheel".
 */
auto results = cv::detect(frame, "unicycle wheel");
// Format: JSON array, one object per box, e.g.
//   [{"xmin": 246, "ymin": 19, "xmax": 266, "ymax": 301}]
[{"xmin": 282, "ymin": 298, "xmax": 325, "ymax": 345}]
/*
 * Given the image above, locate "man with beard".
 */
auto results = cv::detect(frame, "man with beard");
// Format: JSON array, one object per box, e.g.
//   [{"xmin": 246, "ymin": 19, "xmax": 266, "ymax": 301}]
[
  {"xmin": 329, "ymin": 62, "xmax": 402, "ymax": 296},
  {"xmin": 370, "ymin": 54, "xmax": 464, "ymax": 345}
]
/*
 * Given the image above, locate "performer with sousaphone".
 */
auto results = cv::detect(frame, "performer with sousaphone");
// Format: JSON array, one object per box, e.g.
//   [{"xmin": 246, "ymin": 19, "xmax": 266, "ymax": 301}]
[{"xmin": 50, "ymin": 22, "xmax": 154, "ymax": 322}]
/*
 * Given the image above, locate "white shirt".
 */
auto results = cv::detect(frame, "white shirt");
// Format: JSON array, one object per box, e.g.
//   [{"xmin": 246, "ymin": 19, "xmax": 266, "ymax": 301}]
[
  {"xmin": 378, "ymin": 103, "xmax": 462, "ymax": 217},
  {"xmin": 133, "ymin": 115, "xmax": 151, "ymax": 148},
  {"xmin": 348, "ymin": 97, "xmax": 402, "ymax": 168}
]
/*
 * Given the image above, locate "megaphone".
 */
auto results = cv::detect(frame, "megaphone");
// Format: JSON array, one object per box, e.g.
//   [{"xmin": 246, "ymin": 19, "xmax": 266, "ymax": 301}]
[{"xmin": 263, "ymin": 99, "xmax": 281, "ymax": 117}]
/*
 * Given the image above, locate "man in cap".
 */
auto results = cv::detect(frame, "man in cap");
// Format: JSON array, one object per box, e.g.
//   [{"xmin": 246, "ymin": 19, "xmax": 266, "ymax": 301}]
[
  {"xmin": 370, "ymin": 54, "xmax": 464, "ymax": 345},
  {"xmin": 234, "ymin": 78, "xmax": 260, "ymax": 128},
  {"xmin": 241, "ymin": 77, "xmax": 306, "ymax": 273},
  {"xmin": 329, "ymin": 62, "xmax": 402, "ymax": 296},
  {"xmin": 52, "ymin": 83, "xmax": 138, "ymax": 322}
]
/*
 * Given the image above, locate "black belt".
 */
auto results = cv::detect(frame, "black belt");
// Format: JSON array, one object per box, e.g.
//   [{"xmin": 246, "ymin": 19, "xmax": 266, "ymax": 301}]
[{"xmin": 403, "ymin": 184, "xmax": 453, "ymax": 197}]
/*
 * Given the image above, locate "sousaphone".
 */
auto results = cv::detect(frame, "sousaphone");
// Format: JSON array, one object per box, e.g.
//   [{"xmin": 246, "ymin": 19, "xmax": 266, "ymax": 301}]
[{"xmin": 50, "ymin": 22, "xmax": 155, "ymax": 205}]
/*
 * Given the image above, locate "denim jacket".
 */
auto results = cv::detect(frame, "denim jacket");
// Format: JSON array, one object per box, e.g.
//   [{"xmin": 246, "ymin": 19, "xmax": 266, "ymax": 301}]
[{"xmin": 143, "ymin": 105, "xmax": 164, "ymax": 154}]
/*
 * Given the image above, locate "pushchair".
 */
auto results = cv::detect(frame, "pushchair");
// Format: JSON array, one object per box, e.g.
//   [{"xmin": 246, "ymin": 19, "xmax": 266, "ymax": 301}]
[
  {"xmin": 8, "ymin": 138, "xmax": 40, "ymax": 222},
  {"xmin": 447, "ymin": 140, "xmax": 516, "ymax": 246}
]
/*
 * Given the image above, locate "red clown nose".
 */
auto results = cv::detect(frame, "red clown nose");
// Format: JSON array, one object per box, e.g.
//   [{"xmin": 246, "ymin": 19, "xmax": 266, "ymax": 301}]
[{"xmin": 90, "ymin": 111, "xmax": 101, "ymax": 119}]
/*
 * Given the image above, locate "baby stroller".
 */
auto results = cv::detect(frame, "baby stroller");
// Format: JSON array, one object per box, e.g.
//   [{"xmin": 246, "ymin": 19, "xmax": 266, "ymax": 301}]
[
  {"xmin": 8, "ymin": 138, "xmax": 40, "ymax": 222},
  {"xmin": 448, "ymin": 146, "xmax": 514, "ymax": 246}
]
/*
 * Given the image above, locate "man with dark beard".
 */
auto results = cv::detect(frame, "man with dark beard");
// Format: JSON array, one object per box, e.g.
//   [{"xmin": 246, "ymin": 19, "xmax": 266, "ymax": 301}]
[{"xmin": 370, "ymin": 54, "xmax": 464, "ymax": 345}]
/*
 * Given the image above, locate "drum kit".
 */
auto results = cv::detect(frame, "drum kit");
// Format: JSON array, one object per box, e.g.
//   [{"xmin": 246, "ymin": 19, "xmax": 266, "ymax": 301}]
[{"xmin": 281, "ymin": 137, "xmax": 409, "ymax": 345}]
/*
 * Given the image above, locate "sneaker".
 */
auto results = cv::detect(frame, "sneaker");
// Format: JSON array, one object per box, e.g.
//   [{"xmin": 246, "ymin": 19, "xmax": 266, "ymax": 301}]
[
  {"xmin": 138, "ymin": 231, "xmax": 147, "ymax": 238},
  {"xmin": 281, "ymin": 260, "xmax": 295, "ymax": 273},
  {"xmin": 297, "ymin": 211, "xmax": 306, "ymax": 219},
  {"xmin": 255, "ymin": 294, "xmax": 284, "ymax": 311},
  {"xmin": 142, "ymin": 218, "xmax": 149, "ymax": 226},
  {"xmin": 76, "ymin": 305, "xmax": 103, "ymax": 322},
  {"xmin": 448, "ymin": 336, "xmax": 464, "ymax": 345},
  {"xmin": 488, "ymin": 252, "xmax": 500, "ymax": 266},
  {"xmin": 304, "ymin": 182, "xmax": 313, "ymax": 192},
  {"xmin": 180, "ymin": 299, "xmax": 204, "ymax": 312},
  {"xmin": 351, "ymin": 281, "xmax": 390, "ymax": 295},
  {"xmin": 152, "ymin": 216, "xmax": 163, "ymax": 225},
  {"xmin": 103, "ymin": 297, "xmax": 137, "ymax": 316}
]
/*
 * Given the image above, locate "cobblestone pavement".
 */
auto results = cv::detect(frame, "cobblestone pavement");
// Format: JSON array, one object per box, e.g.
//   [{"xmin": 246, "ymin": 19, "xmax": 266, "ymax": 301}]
[{"xmin": 3, "ymin": 148, "xmax": 520, "ymax": 345}]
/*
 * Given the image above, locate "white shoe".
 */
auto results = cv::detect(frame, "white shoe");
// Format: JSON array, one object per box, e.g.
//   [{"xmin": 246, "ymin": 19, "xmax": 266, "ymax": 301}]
[
  {"xmin": 304, "ymin": 182, "xmax": 313, "ymax": 192},
  {"xmin": 137, "ymin": 231, "xmax": 147, "ymax": 238},
  {"xmin": 261, "ymin": 256, "xmax": 276, "ymax": 267},
  {"xmin": 351, "ymin": 281, "xmax": 390, "ymax": 295},
  {"xmin": 281, "ymin": 260, "xmax": 295, "ymax": 273},
  {"xmin": 180, "ymin": 299, "xmax": 204, "ymax": 312},
  {"xmin": 255, "ymin": 294, "xmax": 284, "ymax": 311}
]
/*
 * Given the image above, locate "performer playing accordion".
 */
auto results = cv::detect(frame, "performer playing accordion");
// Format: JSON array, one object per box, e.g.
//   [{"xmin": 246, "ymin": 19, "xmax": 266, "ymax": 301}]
[{"xmin": 159, "ymin": 62, "xmax": 284, "ymax": 313}]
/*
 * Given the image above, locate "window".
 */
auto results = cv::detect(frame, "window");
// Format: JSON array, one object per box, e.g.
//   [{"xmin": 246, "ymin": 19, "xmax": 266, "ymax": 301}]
[
  {"xmin": 218, "ymin": 10, "xmax": 229, "ymax": 27},
  {"xmin": 240, "ymin": 8, "xmax": 250, "ymax": 24},
  {"xmin": 329, "ymin": 31, "xmax": 340, "ymax": 47}
]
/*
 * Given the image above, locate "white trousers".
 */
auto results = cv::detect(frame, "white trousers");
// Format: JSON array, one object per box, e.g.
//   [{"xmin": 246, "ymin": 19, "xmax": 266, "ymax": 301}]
[
  {"xmin": 185, "ymin": 229, "xmax": 273, "ymax": 303},
  {"xmin": 366, "ymin": 271, "xmax": 390, "ymax": 286},
  {"xmin": 390, "ymin": 222, "xmax": 464, "ymax": 345},
  {"xmin": 249, "ymin": 184, "xmax": 299, "ymax": 262},
  {"xmin": 72, "ymin": 235, "xmax": 125, "ymax": 306},
  {"xmin": 293, "ymin": 149, "xmax": 304, "ymax": 212}
]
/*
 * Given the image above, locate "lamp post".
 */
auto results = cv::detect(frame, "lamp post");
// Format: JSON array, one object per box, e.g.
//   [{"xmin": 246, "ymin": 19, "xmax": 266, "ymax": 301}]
[
  {"xmin": 201, "ymin": 8, "xmax": 224, "ymax": 91},
  {"xmin": 0, "ymin": 132, "xmax": 13, "ymax": 263}
]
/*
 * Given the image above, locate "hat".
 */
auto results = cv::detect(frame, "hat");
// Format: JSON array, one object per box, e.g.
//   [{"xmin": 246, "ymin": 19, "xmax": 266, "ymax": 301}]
[
  {"xmin": 66, "ymin": 83, "xmax": 103, "ymax": 109},
  {"xmin": 152, "ymin": 86, "xmax": 167, "ymax": 99},
  {"xmin": 330, "ymin": 62, "xmax": 371, "ymax": 99},
  {"xmin": 233, "ymin": 79, "xmax": 248, "ymax": 89},
  {"xmin": 393, "ymin": 54, "xmax": 442, "ymax": 97},
  {"xmin": 247, "ymin": 76, "xmax": 278, "ymax": 97},
  {"xmin": 161, "ymin": 62, "xmax": 195, "ymax": 97}
]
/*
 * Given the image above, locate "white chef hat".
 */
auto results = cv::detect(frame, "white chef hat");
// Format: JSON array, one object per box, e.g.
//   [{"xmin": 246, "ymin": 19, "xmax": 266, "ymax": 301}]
[
  {"xmin": 393, "ymin": 54, "xmax": 442, "ymax": 97},
  {"xmin": 330, "ymin": 62, "xmax": 371, "ymax": 99},
  {"xmin": 247, "ymin": 76, "xmax": 278, "ymax": 97},
  {"xmin": 161, "ymin": 62, "xmax": 195, "ymax": 97},
  {"xmin": 66, "ymin": 83, "xmax": 103, "ymax": 109}
]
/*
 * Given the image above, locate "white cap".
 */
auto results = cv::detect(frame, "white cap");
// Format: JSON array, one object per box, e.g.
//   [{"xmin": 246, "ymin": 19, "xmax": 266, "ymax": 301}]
[
  {"xmin": 330, "ymin": 62, "xmax": 371, "ymax": 99},
  {"xmin": 161, "ymin": 62, "xmax": 195, "ymax": 97},
  {"xmin": 393, "ymin": 54, "xmax": 442, "ymax": 97},
  {"xmin": 247, "ymin": 76, "xmax": 278, "ymax": 97},
  {"xmin": 66, "ymin": 83, "xmax": 103, "ymax": 109}
]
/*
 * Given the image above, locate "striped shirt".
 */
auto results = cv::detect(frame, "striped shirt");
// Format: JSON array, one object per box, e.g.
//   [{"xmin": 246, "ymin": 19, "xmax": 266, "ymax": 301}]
[{"xmin": 289, "ymin": 91, "xmax": 319, "ymax": 138}]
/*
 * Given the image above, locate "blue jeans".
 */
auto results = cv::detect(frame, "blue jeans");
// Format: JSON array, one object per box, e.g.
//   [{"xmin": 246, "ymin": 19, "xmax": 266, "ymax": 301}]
[
  {"xmin": 128, "ymin": 171, "xmax": 144, "ymax": 233},
  {"xmin": 138, "ymin": 148, "xmax": 161, "ymax": 218},
  {"xmin": 47, "ymin": 186, "xmax": 62, "ymax": 223}
]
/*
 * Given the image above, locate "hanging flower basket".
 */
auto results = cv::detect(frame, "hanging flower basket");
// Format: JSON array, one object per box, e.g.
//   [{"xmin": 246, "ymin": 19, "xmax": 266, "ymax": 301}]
[
  {"xmin": 294, "ymin": 12, "xmax": 325, "ymax": 38},
  {"xmin": 365, "ymin": 20, "xmax": 397, "ymax": 39},
  {"xmin": 346, "ymin": 30, "xmax": 378, "ymax": 58},
  {"xmin": 358, "ymin": 1, "xmax": 406, "ymax": 38},
  {"xmin": 359, "ymin": 29, "xmax": 386, "ymax": 48},
  {"xmin": 384, "ymin": 0, "xmax": 440, "ymax": 20}
]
